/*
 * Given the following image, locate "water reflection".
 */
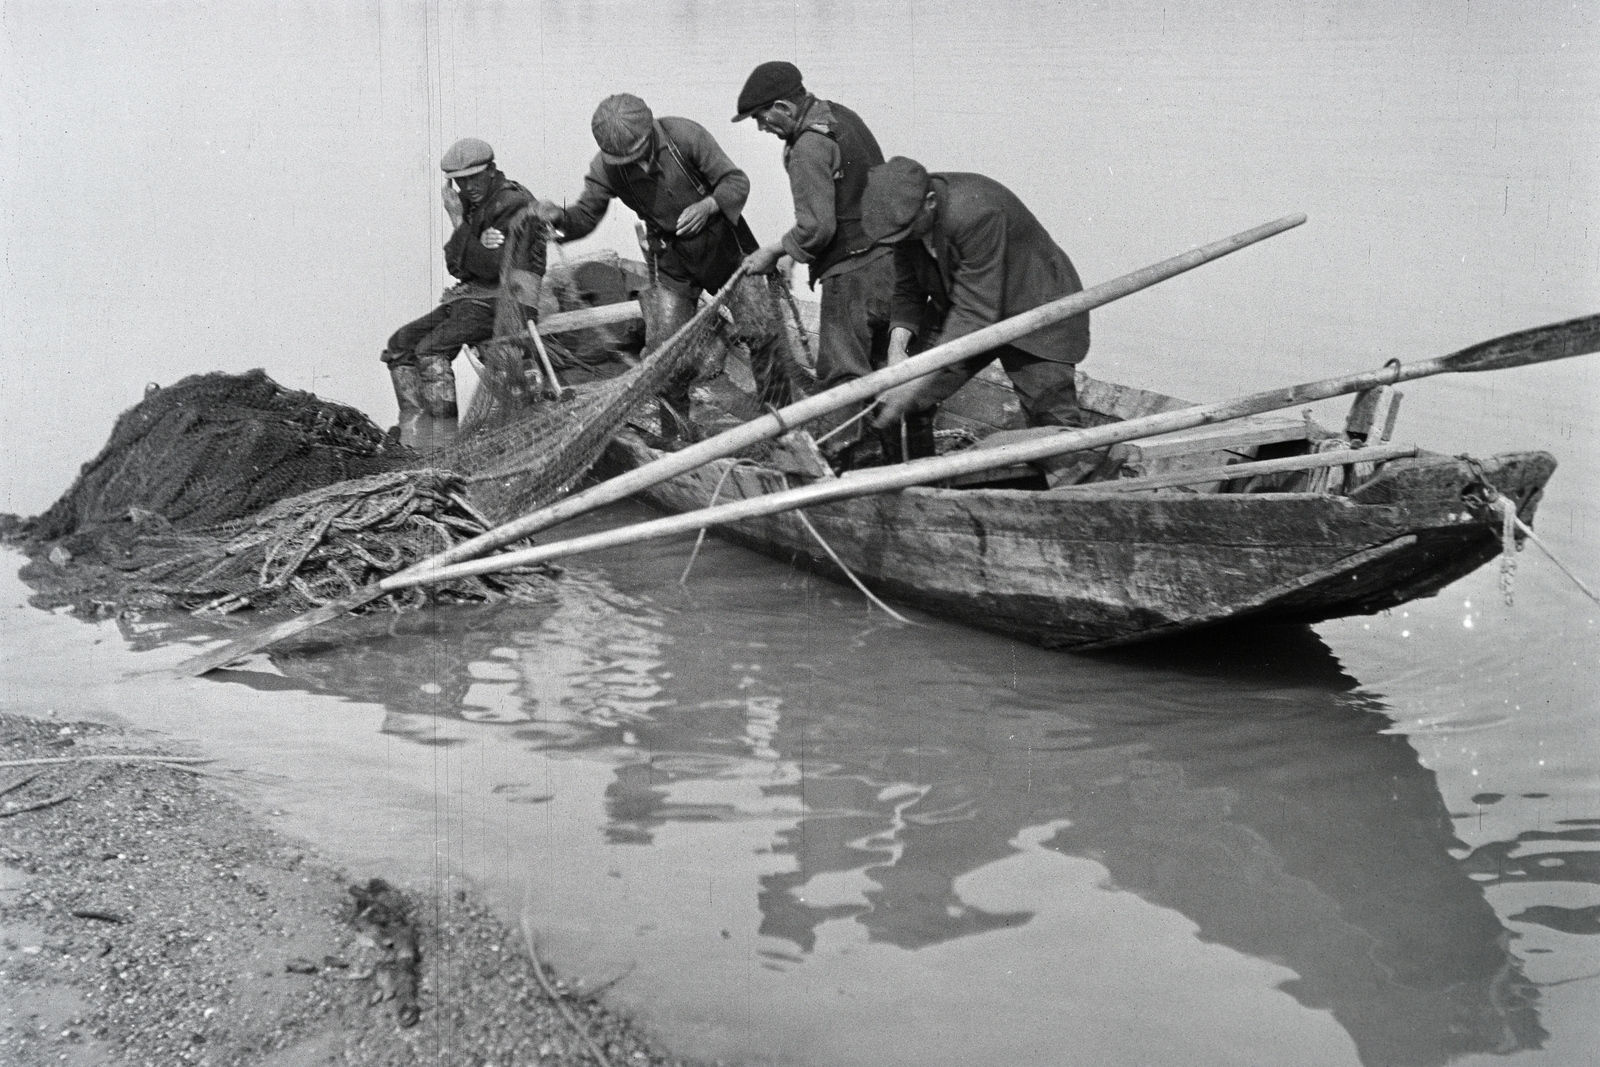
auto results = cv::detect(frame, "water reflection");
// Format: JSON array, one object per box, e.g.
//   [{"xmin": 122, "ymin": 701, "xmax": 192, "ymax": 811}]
[{"xmin": 177, "ymin": 575, "xmax": 1571, "ymax": 1067}]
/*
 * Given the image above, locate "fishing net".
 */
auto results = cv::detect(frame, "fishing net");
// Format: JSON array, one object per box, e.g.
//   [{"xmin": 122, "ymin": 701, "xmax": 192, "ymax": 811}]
[
  {"xmin": 32, "ymin": 369, "xmax": 407, "ymax": 541},
  {"xmin": 17, "ymin": 249, "xmax": 806, "ymax": 616},
  {"xmin": 440, "ymin": 268, "xmax": 806, "ymax": 523},
  {"xmin": 117, "ymin": 469, "xmax": 556, "ymax": 615}
]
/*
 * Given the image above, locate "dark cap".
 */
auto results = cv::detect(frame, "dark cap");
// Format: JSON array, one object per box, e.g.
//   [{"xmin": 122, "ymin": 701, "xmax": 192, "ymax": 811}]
[
  {"xmin": 441, "ymin": 138, "xmax": 494, "ymax": 178},
  {"xmin": 592, "ymin": 94, "xmax": 655, "ymax": 164},
  {"xmin": 862, "ymin": 157, "xmax": 933, "ymax": 244},
  {"xmin": 733, "ymin": 61, "xmax": 804, "ymax": 121}
]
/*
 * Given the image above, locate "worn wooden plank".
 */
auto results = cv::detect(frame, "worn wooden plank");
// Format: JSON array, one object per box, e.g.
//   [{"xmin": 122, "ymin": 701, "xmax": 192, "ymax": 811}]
[
  {"xmin": 1046, "ymin": 442, "xmax": 1419, "ymax": 495},
  {"xmin": 537, "ymin": 300, "xmax": 643, "ymax": 336}
]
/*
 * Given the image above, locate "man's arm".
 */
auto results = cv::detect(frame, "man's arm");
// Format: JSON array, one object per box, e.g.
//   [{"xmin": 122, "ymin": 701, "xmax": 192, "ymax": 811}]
[
  {"xmin": 888, "ymin": 242, "xmax": 932, "ymax": 344},
  {"xmin": 779, "ymin": 132, "xmax": 841, "ymax": 264},
  {"xmin": 547, "ymin": 157, "xmax": 616, "ymax": 242}
]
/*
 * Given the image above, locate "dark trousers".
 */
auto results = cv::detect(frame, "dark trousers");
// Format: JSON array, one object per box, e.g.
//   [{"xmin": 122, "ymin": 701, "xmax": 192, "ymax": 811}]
[
  {"xmin": 910, "ymin": 344, "xmax": 1085, "ymax": 428},
  {"xmin": 382, "ymin": 299, "xmax": 495, "ymax": 368},
  {"xmin": 382, "ymin": 298, "xmax": 494, "ymax": 420},
  {"xmin": 816, "ymin": 254, "xmax": 895, "ymax": 390}
]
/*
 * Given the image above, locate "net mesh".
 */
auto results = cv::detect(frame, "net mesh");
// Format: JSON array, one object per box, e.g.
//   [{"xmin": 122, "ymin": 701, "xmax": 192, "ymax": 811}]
[
  {"xmin": 33, "ymin": 369, "xmax": 407, "ymax": 540},
  {"xmin": 19, "ymin": 255, "xmax": 796, "ymax": 616},
  {"xmin": 118, "ymin": 469, "xmax": 555, "ymax": 615}
]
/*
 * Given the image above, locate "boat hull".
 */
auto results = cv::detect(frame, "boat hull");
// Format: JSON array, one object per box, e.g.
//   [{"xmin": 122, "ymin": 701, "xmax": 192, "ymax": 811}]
[{"xmin": 597, "ymin": 435, "xmax": 1555, "ymax": 649}]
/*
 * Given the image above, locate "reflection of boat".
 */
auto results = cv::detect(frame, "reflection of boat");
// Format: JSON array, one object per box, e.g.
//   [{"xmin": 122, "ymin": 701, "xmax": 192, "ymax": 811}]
[
  {"xmin": 187, "ymin": 568, "xmax": 1556, "ymax": 1066},
  {"xmin": 595, "ymin": 319, "xmax": 1555, "ymax": 649},
  {"xmin": 594, "ymin": 632, "xmax": 1547, "ymax": 1067}
]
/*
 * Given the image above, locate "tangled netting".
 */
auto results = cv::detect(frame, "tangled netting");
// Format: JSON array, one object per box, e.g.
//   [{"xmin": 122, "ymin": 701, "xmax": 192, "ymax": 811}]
[
  {"xmin": 437, "ymin": 261, "xmax": 805, "ymax": 522},
  {"xmin": 33, "ymin": 370, "xmax": 407, "ymax": 540},
  {"xmin": 20, "ymin": 252, "xmax": 807, "ymax": 617},
  {"xmin": 123, "ymin": 470, "xmax": 554, "ymax": 615}
]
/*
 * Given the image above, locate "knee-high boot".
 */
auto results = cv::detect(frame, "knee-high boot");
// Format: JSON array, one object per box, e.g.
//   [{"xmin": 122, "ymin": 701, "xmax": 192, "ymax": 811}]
[
  {"xmin": 388, "ymin": 362, "xmax": 425, "ymax": 447},
  {"xmin": 414, "ymin": 353, "xmax": 459, "ymax": 451}
]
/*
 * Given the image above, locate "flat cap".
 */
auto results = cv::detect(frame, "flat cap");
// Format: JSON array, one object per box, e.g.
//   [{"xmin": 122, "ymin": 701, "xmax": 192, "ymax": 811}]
[
  {"xmin": 592, "ymin": 94, "xmax": 655, "ymax": 164},
  {"xmin": 733, "ymin": 61, "xmax": 804, "ymax": 121},
  {"xmin": 440, "ymin": 138, "xmax": 494, "ymax": 178},
  {"xmin": 862, "ymin": 157, "xmax": 933, "ymax": 244}
]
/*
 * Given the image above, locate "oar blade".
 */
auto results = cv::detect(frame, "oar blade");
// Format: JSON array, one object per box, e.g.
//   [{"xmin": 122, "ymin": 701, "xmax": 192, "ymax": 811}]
[
  {"xmin": 1439, "ymin": 313, "xmax": 1600, "ymax": 374},
  {"xmin": 166, "ymin": 586, "xmax": 385, "ymax": 678}
]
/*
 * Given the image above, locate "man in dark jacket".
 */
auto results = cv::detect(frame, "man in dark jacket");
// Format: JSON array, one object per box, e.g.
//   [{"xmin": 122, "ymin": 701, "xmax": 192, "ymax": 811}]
[
  {"xmin": 863, "ymin": 156, "xmax": 1090, "ymax": 462},
  {"xmin": 381, "ymin": 138, "xmax": 545, "ymax": 442},
  {"xmin": 735, "ymin": 63, "xmax": 894, "ymax": 407},
  {"xmin": 539, "ymin": 95, "xmax": 797, "ymax": 428}
]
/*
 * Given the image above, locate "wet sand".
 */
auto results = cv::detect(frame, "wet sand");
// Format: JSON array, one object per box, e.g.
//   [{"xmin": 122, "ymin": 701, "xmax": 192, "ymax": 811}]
[{"xmin": 0, "ymin": 711, "xmax": 706, "ymax": 1067}]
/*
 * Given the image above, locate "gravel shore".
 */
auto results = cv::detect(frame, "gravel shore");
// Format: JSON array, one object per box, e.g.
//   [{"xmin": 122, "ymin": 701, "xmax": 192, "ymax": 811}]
[{"xmin": 0, "ymin": 712, "xmax": 708, "ymax": 1067}]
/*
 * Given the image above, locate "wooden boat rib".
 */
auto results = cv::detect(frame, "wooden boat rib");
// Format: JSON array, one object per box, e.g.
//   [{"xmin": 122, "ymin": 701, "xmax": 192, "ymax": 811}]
[{"xmin": 595, "ymin": 353, "xmax": 1554, "ymax": 650}]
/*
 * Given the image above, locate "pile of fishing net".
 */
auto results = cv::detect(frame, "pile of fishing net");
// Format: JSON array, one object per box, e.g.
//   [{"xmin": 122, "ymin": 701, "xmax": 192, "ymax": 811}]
[
  {"xmin": 11, "ymin": 251, "xmax": 800, "ymax": 618},
  {"xmin": 123, "ymin": 470, "xmax": 555, "ymax": 615},
  {"xmin": 31, "ymin": 369, "xmax": 408, "ymax": 540}
]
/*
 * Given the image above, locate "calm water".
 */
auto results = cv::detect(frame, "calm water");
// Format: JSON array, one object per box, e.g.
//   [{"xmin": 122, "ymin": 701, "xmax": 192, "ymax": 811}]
[{"xmin": 3, "ymin": 2, "xmax": 1597, "ymax": 1065}]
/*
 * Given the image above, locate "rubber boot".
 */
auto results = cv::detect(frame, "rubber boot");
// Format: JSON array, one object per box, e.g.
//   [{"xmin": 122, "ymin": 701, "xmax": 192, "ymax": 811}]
[
  {"xmin": 415, "ymin": 354, "xmax": 459, "ymax": 453},
  {"xmin": 388, "ymin": 363, "xmax": 425, "ymax": 449},
  {"xmin": 878, "ymin": 408, "xmax": 938, "ymax": 464},
  {"xmin": 639, "ymin": 285, "xmax": 699, "ymax": 442}
]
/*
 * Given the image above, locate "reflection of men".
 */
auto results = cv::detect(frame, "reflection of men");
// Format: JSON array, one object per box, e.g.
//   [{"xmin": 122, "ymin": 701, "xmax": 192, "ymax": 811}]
[
  {"xmin": 736, "ymin": 62, "xmax": 893, "ymax": 424},
  {"xmin": 864, "ymin": 158, "xmax": 1090, "ymax": 463},
  {"xmin": 539, "ymin": 95, "xmax": 796, "ymax": 430},
  {"xmin": 381, "ymin": 138, "xmax": 544, "ymax": 442}
]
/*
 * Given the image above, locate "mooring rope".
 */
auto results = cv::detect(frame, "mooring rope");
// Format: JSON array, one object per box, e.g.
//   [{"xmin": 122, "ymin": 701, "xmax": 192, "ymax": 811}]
[{"xmin": 1489, "ymin": 496, "xmax": 1600, "ymax": 606}]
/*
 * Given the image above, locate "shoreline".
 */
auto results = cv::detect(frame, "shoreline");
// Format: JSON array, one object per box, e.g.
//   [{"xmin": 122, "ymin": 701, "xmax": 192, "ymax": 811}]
[{"xmin": 0, "ymin": 710, "xmax": 708, "ymax": 1067}]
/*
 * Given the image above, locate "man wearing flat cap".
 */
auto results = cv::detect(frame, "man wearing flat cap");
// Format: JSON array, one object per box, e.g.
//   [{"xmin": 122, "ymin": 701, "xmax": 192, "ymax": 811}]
[
  {"xmin": 539, "ymin": 94, "xmax": 797, "ymax": 431},
  {"xmin": 864, "ymin": 157, "xmax": 1090, "ymax": 467},
  {"xmin": 381, "ymin": 137, "xmax": 545, "ymax": 446},
  {"xmin": 735, "ymin": 61, "xmax": 895, "ymax": 448}
]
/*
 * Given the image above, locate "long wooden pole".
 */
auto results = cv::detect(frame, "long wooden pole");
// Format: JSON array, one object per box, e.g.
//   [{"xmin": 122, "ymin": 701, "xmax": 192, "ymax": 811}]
[
  {"xmin": 429, "ymin": 214, "xmax": 1309, "ymax": 554},
  {"xmin": 333, "ymin": 314, "xmax": 1600, "ymax": 591},
  {"xmin": 169, "ymin": 215, "xmax": 1304, "ymax": 676}
]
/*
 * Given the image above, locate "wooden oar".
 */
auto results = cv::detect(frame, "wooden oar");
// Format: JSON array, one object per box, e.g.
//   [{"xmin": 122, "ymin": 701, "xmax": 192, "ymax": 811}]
[
  {"xmin": 168, "ymin": 215, "xmax": 1304, "ymax": 677},
  {"xmin": 293, "ymin": 313, "xmax": 1600, "ymax": 593}
]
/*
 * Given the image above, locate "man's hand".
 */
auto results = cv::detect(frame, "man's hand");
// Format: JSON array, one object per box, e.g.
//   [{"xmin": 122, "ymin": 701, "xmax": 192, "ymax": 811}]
[
  {"xmin": 535, "ymin": 200, "xmax": 565, "ymax": 226},
  {"xmin": 675, "ymin": 196, "xmax": 720, "ymax": 237},
  {"xmin": 886, "ymin": 326, "xmax": 914, "ymax": 366},
  {"xmin": 870, "ymin": 380, "xmax": 926, "ymax": 429},
  {"xmin": 441, "ymin": 180, "xmax": 464, "ymax": 224},
  {"xmin": 480, "ymin": 227, "xmax": 505, "ymax": 249},
  {"xmin": 743, "ymin": 243, "xmax": 786, "ymax": 275}
]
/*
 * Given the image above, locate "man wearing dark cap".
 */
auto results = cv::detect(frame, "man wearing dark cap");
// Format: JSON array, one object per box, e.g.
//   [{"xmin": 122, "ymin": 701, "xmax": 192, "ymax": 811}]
[
  {"xmin": 381, "ymin": 137, "xmax": 545, "ymax": 446},
  {"xmin": 863, "ymin": 156, "xmax": 1091, "ymax": 469},
  {"xmin": 735, "ymin": 61, "xmax": 895, "ymax": 437},
  {"xmin": 538, "ymin": 94, "xmax": 797, "ymax": 430}
]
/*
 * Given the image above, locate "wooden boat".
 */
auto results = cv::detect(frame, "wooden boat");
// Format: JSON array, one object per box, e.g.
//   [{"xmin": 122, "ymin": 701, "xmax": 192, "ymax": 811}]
[{"xmin": 595, "ymin": 348, "xmax": 1555, "ymax": 650}]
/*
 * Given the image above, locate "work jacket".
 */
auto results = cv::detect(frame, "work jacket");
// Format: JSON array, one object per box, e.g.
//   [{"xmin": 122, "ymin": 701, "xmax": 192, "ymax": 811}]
[
  {"xmin": 889, "ymin": 173, "xmax": 1089, "ymax": 364},
  {"xmin": 443, "ymin": 169, "xmax": 545, "ymax": 292},
  {"xmin": 557, "ymin": 118, "xmax": 750, "ymax": 245},
  {"xmin": 779, "ymin": 98, "xmax": 890, "ymax": 286}
]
